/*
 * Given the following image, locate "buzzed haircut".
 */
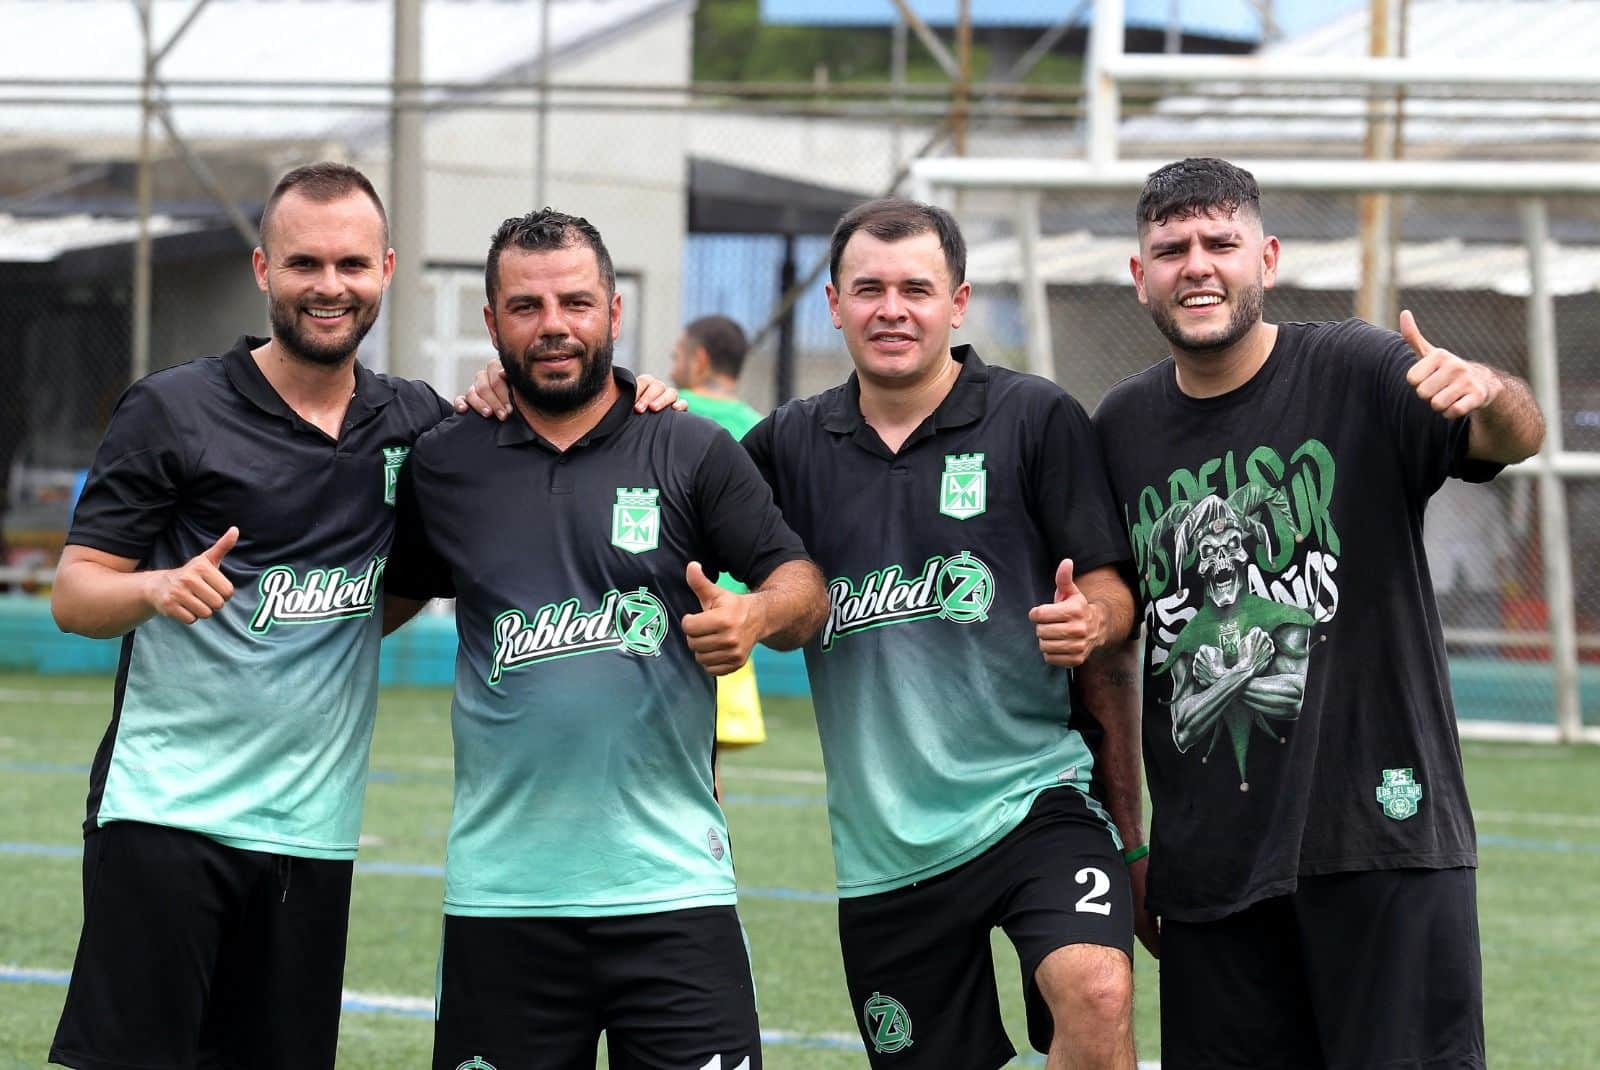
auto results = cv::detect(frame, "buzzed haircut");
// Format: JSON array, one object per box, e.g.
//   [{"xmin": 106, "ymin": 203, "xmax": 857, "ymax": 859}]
[
  {"xmin": 828, "ymin": 197, "xmax": 967, "ymax": 288},
  {"xmin": 485, "ymin": 208, "xmax": 615, "ymax": 307},
  {"xmin": 1136, "ymin": 157, "xmax": 1262, "ymax": 232},
  {"xmin": 259, "ymin": 161, "xmax": 388, "ymax": 251},
  {"xmin": 683, "ymin": 315, "xmax": 749, "ymax": 380}
]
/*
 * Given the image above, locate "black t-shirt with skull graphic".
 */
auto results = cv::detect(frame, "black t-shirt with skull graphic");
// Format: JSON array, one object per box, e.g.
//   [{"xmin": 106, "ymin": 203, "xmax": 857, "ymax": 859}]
[{"xmin": 1094, "ymin": 318, "xmax": 1503, "ymax": 923}]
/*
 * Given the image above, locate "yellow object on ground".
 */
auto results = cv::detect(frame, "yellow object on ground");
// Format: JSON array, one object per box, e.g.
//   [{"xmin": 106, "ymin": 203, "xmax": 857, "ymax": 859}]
[{"xmin": 715, "ymin": 659, "xmax": 766, "ymax": 747}]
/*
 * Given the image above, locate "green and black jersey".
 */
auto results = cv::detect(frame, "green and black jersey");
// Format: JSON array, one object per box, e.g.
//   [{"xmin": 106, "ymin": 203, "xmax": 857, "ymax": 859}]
[
  {"xmin": 1094, "ymin": 319, "xmax": 1498, "ymax": 923},
  {"xmin": 387, "ymin": 371, "xmax": 808, "ymax": 917},
  {"xmin": 67, "ymin": 336, "xmax": 451, "ymax": 859},
  {"xmin": 745, "ymin": 347, "xmax": 1131, "ymax": 897}
]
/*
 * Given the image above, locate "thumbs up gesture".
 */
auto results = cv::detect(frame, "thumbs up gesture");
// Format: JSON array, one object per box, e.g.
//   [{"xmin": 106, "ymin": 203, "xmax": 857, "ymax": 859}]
[
  {"xmin": 1401, "ymin": 309, "xmax": 1501, "ymax": 419},
  {"xmin": 147, "ymin": 526, "xmax": 239, "ymax": 625},
  {"xmin": 1028, "ymin": 558, "xmax": 1106, "ymax": 667},
  {"xmin": 682, "ymin": 561, "xmax": 762, "ymax": 676}
]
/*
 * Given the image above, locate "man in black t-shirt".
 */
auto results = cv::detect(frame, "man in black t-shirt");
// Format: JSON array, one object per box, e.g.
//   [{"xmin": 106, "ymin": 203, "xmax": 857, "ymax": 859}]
[{"xmin": 1093, "ymin": 157, "xmax": 1546, "ymax": 1068}]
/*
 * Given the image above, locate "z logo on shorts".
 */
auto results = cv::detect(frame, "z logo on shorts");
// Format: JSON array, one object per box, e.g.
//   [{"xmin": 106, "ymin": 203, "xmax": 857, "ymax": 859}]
[{"xmin": 863, "ymin": 992, "xmax": 914, "ymax": 1054}]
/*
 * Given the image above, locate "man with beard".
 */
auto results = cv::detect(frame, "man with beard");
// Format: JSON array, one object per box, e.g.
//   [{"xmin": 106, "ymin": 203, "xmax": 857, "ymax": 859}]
[
  {"xmin": 45, "ymin": 165, "xmax": 679, "ymax": 1070},
  {"xmin": 1092, "ymin": 157, "xmax": 1545, "ymax": 1068},
  {"xmin": 385, "ymin": 209, "xmax": 826, "ymax": 1070}
]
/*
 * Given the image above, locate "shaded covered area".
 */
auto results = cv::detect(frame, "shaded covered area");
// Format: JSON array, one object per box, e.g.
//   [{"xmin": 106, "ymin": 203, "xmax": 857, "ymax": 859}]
[
  {"xmin": 687, "ymin": 157, "xmax": 865, "ymax": 403},
  {"xmin": 0, "ymin": 203, "xmax": 254, "ymax": 578}
]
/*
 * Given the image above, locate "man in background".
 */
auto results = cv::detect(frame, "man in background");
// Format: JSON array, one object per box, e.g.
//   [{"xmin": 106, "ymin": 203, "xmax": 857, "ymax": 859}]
[{"xmin": 672, "ymin": 315, "xmax": 768, "ymax": 759}]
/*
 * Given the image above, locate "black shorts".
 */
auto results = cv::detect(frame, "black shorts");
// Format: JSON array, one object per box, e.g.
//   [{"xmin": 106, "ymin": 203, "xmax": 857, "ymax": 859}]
[
  {"xmin": 50, "ymin": 820, "xmax": 354, "ymax": 1070},
  {"xmin": 433, "ymin": 905, "xmax": 761, "ymax": 1070},
  {"xmin": 836, "ymin": 787, "xmax": 1133, "ymax": 1069},
  {"xmin": 1160, "ymin": 867, "xmax": 1485, "ymax": 1070}
]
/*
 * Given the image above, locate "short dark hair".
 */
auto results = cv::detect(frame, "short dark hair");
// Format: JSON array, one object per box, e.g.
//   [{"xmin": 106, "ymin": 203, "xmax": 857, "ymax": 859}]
[
  {"xmin": 260, "ymin": 161, "xmax": 388, "ymax": 250},
  {"xmin": 1136, "ymin": 157, "xmax": 1261, "ymax": 232},
  {"xmin": 485, "ymin": 208, "xmax": 615, "ymax": 307},
  {"xmin": 828, "ymin": 197, "xmax": 966, "ymax": 288},
  {"xmin": 683, "ymin": 315, "xmax": 749, "ymax": 380}
]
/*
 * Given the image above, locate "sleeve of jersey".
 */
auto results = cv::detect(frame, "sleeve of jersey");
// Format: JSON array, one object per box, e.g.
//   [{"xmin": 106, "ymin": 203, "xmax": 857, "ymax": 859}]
[
  {"xmin": 384, "ymin": 455, "xmax": 455, "ymax": 601},
  {"xmin": 66, "ymin": 379, "xmax": 187, "ymax": 561},
  {"xmin": 739, "ymin": 413, "xmax": 781, "ymax": 507},
  {"xmin": 1359, "ymin": 319, "xmax": 1504, "ymax": 499},
  {"xmin": 695, "ymin": 426, "xmax": 809, "ymax": 590},
  {"xmin": 1029, "ymin": 392, "xmax": 1134, "ymax": 581}
]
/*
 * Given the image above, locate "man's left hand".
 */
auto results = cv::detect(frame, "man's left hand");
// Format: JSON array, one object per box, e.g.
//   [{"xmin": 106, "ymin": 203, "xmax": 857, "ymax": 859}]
[{"xmin": 1402, "ymin": 309, "xmax": 1502, "ymax": 419}]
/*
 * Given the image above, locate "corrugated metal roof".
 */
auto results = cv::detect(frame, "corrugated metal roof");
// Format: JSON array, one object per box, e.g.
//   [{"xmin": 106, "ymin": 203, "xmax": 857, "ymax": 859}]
[
  {"xmin": 1123, "ymin": 0, "xmax": 1600, "ymax": 147},
  {"xmin": 966, "ymin": 230, "xmax": 1600, "ymax": 295},
  {"xmin": 0, "ymin": 0, "xmax": 683, "ymax": 141},
  {"xmin": 757, "ymin": 0, "xmax": 1362, "ymax": 36},
  {"xmin": 0, "ymin": 212, "xmax": 206, "ymax": 263}
]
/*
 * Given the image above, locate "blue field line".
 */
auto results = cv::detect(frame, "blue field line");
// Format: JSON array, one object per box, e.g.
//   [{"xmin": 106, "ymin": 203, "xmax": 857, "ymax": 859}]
[
  {"xmin": 1479, "ymin": 833, "xmax": 1600, "ymax": 856},
  {"xmin": 0, "ymin": 844, "xmax": 839, "ymax": 903},
  {"xmin": 0, "ymin": 968, "xmax": 1054, "ymax": 1062}
]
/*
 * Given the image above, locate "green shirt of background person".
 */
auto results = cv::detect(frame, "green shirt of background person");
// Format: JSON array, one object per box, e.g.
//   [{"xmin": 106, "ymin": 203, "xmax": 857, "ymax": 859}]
[
  {"xmin": 671, "ymin": 315, "xmax": 768, "ymax": 755},
  {"xmin": 671, "ymin": 315, "xmax": 763, "ymax": 593}
]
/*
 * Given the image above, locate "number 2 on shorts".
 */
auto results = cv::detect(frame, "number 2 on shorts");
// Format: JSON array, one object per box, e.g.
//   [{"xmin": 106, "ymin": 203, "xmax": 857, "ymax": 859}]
[{"xmin": 1074, "ymin": 866, "xmax": 1112, "ymax": 915}]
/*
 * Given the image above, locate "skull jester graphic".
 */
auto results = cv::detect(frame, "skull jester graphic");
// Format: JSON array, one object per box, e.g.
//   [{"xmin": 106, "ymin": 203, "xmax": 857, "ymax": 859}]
[{"xmin": 1150, "ymin": 486, "xmax": 1316, "ymax": 790}]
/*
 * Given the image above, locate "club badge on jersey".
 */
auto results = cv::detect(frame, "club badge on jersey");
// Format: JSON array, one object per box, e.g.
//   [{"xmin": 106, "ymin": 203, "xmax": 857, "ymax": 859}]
[
  {"xmin": 612, "ymin": 487, "xmax": 661, "ymax": 554},
  {"xmin": 939, "ymin": 453, "xmax": 987, "ymax": 520}
]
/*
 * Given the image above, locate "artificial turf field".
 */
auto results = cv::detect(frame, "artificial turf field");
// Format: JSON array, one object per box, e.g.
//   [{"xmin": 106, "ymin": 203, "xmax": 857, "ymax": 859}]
[{"xmin": 2, "ymin": 673, "xmax": 1597, "ymax": 1069}]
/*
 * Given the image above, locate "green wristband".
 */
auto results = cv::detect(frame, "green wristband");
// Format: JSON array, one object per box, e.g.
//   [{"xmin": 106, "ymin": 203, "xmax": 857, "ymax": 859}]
[{"xmin": 1122, "ymin": 843, "xmax": 1150, "ymax": 865}]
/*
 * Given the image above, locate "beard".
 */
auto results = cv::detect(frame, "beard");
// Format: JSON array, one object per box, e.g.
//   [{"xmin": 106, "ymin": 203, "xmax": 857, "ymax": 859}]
[
  {"xmin": 1148, "ymin": 278, "xmax": 1264, "ymax": 356},
  {"xmin": 499, "ymin": 334, "xmax": 614, "ymax": 414},
  {"xmin": 268, "ymin": 289, "xmax": 381, "ymax": 367}
]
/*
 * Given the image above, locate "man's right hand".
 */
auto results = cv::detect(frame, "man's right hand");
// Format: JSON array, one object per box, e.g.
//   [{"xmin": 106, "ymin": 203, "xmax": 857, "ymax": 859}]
[{"xmin": 147, "ymin": 526, "xmax": 238, "ymax": 624}]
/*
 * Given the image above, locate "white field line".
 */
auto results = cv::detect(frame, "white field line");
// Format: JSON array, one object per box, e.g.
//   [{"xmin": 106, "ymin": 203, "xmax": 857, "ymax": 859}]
[
  {"xmin": 1475, "ymin": 809, "xmax": 1600, "ymax": 829},
  {"xmin": 724, "ymin": 766, "xmax": 827, "ymax": 785},
  {"xmin": 0, "ymin": 689, "xmax": 107, "ymax": 705}
]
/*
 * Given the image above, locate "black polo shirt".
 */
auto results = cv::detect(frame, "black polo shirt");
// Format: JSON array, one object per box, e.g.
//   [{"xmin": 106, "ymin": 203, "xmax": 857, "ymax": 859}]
[
  {"xmin": 67, "ymin": 334, "xmax": 452, "ymax": 859},
  {"xmin": 386, "ymin": 369, "xmax": 808, "ymax": 917},
  {"xmin": 743, "ymin": 345, "xmax": 1131, "ymax": 897}
]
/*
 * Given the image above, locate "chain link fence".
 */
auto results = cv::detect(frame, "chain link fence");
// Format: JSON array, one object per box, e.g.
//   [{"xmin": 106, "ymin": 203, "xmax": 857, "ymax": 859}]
[
  {"xmin": 1, "ymin": 1, "xmax": 1596, "ymax": 741},
  {"xmin": 935, "ymin": 183, "xmax": 1600, "ymax": 733}
]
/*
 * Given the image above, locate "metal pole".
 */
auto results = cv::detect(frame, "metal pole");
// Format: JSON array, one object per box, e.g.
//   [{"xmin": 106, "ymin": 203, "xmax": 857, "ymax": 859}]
[
  {"xmin": 389, "ymin": 0, "xmax": 424, "ymax": 379},
  {"xmin": 776, "ymin": 236, "xmax": 797, "ymax": 405},
  {"xmin": 1086, "ymin": 0, "xmax": 1125, "ymax": 167},
  {"xmin": 953, "ymin": 0, "xmax": 972, "ymax": 156},
  {"xmin": 1016, "ymin": 193, "xmax": 1054, "ymax": 381},
  {"xmin": 536, "ymin": 0, "xmax": 552, "ymax": 207},
  {"xmin": 891, "ymin": 14, "xmax": 907, "ymax": 177},
  {"xmin": 1356, "ymin": 0, "xmax": 1402, "ymax": 328},
  {"xmin": 1165, "ymin": 0, "xmax": 1182, "ymax": 54},
  {"xmin": 1520, "ymin": 199, "xmax": 1583, "ymax": 742},
  {"xmin": 130, "ymin": 0, "xmax": 154, "ymax": 385}
]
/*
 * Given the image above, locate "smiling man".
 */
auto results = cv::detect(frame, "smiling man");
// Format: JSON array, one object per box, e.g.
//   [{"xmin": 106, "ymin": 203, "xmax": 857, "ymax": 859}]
[
  {"xmin": 742, "ymin": 198, "xmax": 1145, "ymax": 1070},
  {"xmin": 386, "ymin": 209, "xmax": 825, "ymax": 1070},
  {"xmin": 44, "ymin": 165, "xmax": 680, "ymax": 1070},
  {"xmin": 1092, "ymin": 157, "xmax": 1546, "ymax": 1069}
]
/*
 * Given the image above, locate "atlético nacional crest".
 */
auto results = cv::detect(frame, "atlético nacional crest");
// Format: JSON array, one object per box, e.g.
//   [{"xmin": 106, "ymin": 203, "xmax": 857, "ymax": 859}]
[
  {"xmin": 382, "ymin": 446, "xmax": 410, "ymax": 506},
  {"xmin": 939, "ymin": 453, "xmax": 987, "ymax": 520},
  {"xmin": 611, "ymin": 487, "xmax": 660, "ymax": 554},
  {"xmin": 862, "ymin": 992, "xmax": 913, "ymax": 1054},
  {"xmin": 1376, "ymin": 768, "xmax": 1424, "ymax": 821}
]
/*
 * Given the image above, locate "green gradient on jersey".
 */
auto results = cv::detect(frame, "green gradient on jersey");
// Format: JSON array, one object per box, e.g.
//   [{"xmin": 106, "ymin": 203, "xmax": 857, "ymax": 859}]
[
  {"xmin": 807, "ymin": 551, "xmax": 1115, "ymax": 897},
  {"xmin": 443, "ymin": 598, "xmax": 735, "ymax": 916},
  {"xmin": 97, "ymin": 584, "xmax": 382, "ymax": 860}
]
